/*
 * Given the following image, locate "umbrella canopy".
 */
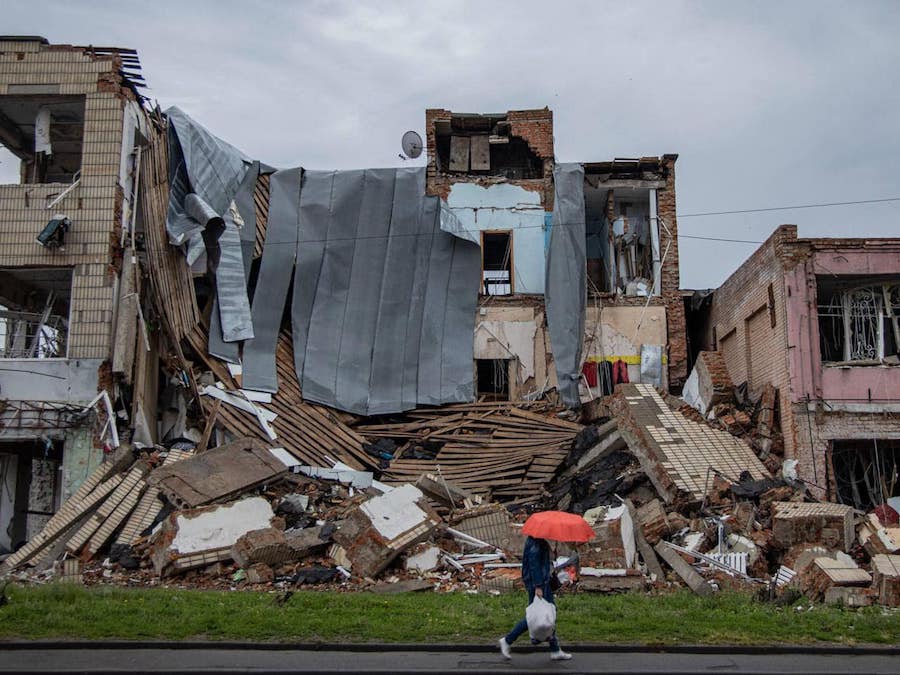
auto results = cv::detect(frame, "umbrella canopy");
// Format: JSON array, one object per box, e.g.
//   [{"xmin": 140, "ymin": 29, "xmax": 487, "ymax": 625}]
[{"xmin": 521, "ymin": 511, "xmax": 595, "ymax": 543}]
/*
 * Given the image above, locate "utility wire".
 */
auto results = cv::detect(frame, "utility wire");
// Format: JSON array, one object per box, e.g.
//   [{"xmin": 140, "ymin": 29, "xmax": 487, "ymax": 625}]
[
  {"xmin": 182, "ymin": 195, "xmax": 899, "ymax": 247},
  {"xmin": 679, "ymin": 197, "xmax": 900, "ymax": 218}
]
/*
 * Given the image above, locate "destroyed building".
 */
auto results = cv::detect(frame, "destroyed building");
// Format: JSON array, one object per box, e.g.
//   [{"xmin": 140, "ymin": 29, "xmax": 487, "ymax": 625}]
[
  {"xmin": 693, "ymin": 224, "xmax": 900, "ymax": 507},
  {"xmin": 427, "ymin": 108, "xmax": 686, "ymax": 404},
  {"xmin": 0, "ymin": 37, "xmax": 149, "ymax": 555},
  {"xmin": 4, "ymin": 37, "xmax": 898, "ymax": 609}
]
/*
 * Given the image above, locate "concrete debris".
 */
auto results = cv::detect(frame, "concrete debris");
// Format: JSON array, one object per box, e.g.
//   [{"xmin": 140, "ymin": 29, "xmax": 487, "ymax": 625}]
[
  {"xmin": 4, "ymin": 381, "xmax": 898, "ymax": 608},
  {"xmin": 681, "ymin": 351, "xmax": 734, "ymax": 417},
  {"xmin": 149, "ymin": 496, "xmax": 275, "ymax": 576},
  {"xmin": 823, "ymin": 586, "xmax": 874, "ymax": 607},
  {"xmin": 772, "ymin": 502, "xmax": 855, "ymax": 553},
  {"xmin": 231, "ymin": 528, "xmax": 295, "ymax": 568},
  {"xmin": 332, "ymin": 484, "xmax": 441, "ymax": 578},
  {"xmin": 148, "ymin": 438, "xmax": 288, "ymax": 509},
  {"xmin": 857, "ymin": 513, "xmax": 900, "ymax": 556},
  {"xmin": 799, "ymin": 557, "xmax": 872, "ymax": 601},
  {"xmin": 404, "ymin": 544, "xmax": 442, "ymax": 573},
  {"xmin": 870, "ymin": 554, "xmax": 900, "ymax": 606},
  {"xmin": 246, "ymin": 562, "xmax": 274, "ymax": 584}
]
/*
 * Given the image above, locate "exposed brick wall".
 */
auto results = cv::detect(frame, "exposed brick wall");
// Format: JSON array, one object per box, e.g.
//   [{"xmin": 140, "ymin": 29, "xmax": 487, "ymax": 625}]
[
  {"xmin": 425, "ymin": 107, "xmax": 554, "ymax": 206},
  {"xmin": 709, "ymin": 225, "xmax": 797, "ymax": 460},
  {"xmin": 657, "ymin": 155, "xmax": 687, "ymax": 389},
  {"xmin": 696, "ymin": 350, "xmax": 733, "ymax": 391},
  {"xmin": 792, "ymin": 405, "xmax": 900, "ymax": 500}
]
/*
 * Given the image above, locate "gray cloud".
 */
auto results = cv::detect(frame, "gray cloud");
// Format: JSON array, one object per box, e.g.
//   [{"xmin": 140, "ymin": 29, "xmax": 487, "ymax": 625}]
[{"xmin": 5, "ymin": 0, "xmax": 898, "ymax": 287}]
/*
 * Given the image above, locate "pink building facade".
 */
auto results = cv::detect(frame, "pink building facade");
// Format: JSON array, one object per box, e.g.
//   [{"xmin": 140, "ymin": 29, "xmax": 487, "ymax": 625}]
[{"xmin": 709, "ymin": 225, "xmax": 900, "ymax": 506}]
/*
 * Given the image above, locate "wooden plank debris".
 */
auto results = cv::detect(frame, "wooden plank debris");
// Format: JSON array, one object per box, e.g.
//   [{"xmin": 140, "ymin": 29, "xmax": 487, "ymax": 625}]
[{"xmin": 364, "ymin": 403, "xmax": 580, "ymax": 503}]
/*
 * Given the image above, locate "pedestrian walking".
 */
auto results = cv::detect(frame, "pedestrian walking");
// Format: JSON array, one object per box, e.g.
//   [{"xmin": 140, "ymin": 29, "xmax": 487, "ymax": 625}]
[{"xmin": 499, "ymin": 535, "xmax": 572, "ymax": 660}]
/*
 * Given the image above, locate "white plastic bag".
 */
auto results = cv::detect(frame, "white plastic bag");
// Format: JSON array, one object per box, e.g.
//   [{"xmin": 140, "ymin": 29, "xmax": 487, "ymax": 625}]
[{"xmin": 525, "ymin": 596, "xmax": 557, "ymax": 642}]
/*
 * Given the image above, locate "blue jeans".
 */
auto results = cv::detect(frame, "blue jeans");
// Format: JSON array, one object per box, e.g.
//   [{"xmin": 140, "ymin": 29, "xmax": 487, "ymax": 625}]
[{"xmin": 504, "ymin": 583, "xmax": 560, "ymax": 651}]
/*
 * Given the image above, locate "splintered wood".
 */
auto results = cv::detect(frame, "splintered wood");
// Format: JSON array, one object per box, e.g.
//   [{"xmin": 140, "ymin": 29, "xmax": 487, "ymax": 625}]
[
  {"xmin": 360, "ymin": 402, "xmax": 581, "ymax": 503},
  {"xmin": 140, "ymin": 117, "xmax": 200, "ymax": 342},
  {"xmin": 189, "ymin": 327, "xmax": 376, "ymax": 472}
]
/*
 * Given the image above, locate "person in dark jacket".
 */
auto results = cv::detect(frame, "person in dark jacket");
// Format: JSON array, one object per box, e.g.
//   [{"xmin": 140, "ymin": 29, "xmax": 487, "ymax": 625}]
[{"xmin": 499, "ymin": 536, "xmax": 572, "ymax": 661}]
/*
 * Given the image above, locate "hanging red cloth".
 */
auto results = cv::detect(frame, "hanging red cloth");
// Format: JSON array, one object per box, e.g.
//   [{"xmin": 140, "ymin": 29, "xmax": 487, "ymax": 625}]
[
  {"xmin": 613, "ymin": 359, "xmax": 630, "ymax": 384},
  {"xmin": 581, "ymin": 361, "xmax": 598, "ymax": 387}
]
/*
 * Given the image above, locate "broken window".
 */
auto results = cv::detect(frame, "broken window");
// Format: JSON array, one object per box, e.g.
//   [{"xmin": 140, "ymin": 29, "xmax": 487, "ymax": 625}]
[
  {"xmin": 0, "ymin": 268, "xmax": 72, "ymax": 359},
  {"xmin": 817, "ymin": 277, "xmax": 900, "ymax": 364},
  {"xmin": 0, "ymin": 95, "xmax": 85, "ymax": 184},
  {"xmin": 0, "ymin": 439, "xmax": 63, "ymax": 554},
  {"xmin": 832, "ymin": 439, "xmax": 900, "ymax": 511},
  {"xmin": 476, "ymin": 358, "xmax": 509, "ymax": 400},
  {"xmin": 434, "ymin": 115, "xmax": 544, "ymax": 179},
  {"xmin": 583, "ymin": 182, "xmax": 658, "ymax": 295},
  {"xmin": 481, "ymin": 231, "xmax": 513, "ymax": 295}
]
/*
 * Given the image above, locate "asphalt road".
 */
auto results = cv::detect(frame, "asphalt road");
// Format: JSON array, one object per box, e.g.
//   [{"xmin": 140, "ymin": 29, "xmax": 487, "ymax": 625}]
[{"xmin": 0, "ymin": 645, "xmax": 898, "ymax": 674}]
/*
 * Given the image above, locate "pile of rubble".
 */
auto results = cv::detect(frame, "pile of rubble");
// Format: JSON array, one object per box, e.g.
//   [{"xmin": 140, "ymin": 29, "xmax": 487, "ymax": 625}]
[{"xmin": 2, "ymin": 382, "xmax": 898, "ymax": 608}]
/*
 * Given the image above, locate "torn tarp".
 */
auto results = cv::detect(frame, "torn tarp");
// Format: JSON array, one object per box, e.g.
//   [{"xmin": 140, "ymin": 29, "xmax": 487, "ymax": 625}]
[
  {"xmin": 165, "ymin": 107, "xmax": 254, "ymax": 344},
  {"xmin": 545, "ymin": 163, "xmax": 587, "ymax": 407},
  {"xmin": 243, "ymin": 167, "xmax": 481, "ymax": 415}
]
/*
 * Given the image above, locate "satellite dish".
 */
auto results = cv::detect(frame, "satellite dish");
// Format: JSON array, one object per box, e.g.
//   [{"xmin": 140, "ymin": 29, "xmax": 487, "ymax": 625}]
[{"xmin": 401, "ymin": 130, "xmax": 423, "ymax": 159}]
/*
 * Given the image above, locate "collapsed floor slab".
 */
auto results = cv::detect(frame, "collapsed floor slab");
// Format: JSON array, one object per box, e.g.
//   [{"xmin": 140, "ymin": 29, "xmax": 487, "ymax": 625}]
[
  {"xmin": 148, "ymin": 437, "xmax": 288, "ymax": 509},
  {"xmin": 605, "ymin": 384, "xmax": 770, "ymax": 503},
  {"xmin": 149, "ymin": 496, "xmax": 275, "ymax": 576},
  {"xmin": 332, "ymin": 484, "xmax": 441, "ymax": 578}
]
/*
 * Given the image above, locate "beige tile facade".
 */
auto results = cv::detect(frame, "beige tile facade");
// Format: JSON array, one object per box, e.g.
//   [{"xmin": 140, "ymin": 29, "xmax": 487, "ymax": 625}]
[{"xmin": 0, "ymin": 40, "xmax": 130, "ymax": 359}]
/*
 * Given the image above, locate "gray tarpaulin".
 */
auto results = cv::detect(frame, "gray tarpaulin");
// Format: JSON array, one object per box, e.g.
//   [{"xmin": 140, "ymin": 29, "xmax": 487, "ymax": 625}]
[
  {"xmin": 242, "ymin": 168, "xmax": 302, "ymax": 393},
  {"xmin": 165, "ymin": 110, "xmax": 481, "ymax": 415},
  {"xmin": 545, "ymin": 163, "xmax": 587, "ymax": 408},
  {"xmin": 165, "ymin": 107, "xmax": 254, "ymax": 347},
  {"xmin": 209, "ymin": 161, "xmax": 260, "ymax": 363},
  {"xmin": 240, "ymin": 167, "xmax": 480, "ymax": 414}
]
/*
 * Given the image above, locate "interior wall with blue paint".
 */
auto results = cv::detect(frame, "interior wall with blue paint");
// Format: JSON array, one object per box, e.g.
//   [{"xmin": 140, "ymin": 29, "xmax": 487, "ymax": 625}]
[{"xmin": 446, "ymin": 182, "xmax": 548, "ymax": 294}]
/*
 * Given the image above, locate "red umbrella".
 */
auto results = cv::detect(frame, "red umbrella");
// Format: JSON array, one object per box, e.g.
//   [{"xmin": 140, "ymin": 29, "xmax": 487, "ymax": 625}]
[{"xmin": 521, "ymin": 511, "xmax": 595, "ymax": 543}]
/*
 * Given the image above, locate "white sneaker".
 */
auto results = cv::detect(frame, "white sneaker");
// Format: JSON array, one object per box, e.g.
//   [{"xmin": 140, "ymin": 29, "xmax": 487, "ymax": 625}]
[
  {"xmin": 550, "ymin": 649, "xmax": 572, "ymax": 661},
  {"xmin": 499, "ymin": 637, "xmax": 512, "ymax": 659}
]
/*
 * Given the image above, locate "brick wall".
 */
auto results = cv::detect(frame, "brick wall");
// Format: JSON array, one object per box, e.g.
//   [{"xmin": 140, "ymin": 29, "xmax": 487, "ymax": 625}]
[
  {"xmin": 425, "ymin": 107, "xmax": 555, "ymax": 206},
  {"xmin": 0, "ymin": 40, "xmax": 131, "ymax": 359},
  {"xmin": 710, "ymin": 225, "xmax": 797, "ymax": 459},
  {"xmin": 792, "ymin": 405, "xmax": 900, "ymax": 500},
  {"xmin": 657, "ymin": 155, "xmax": 688, "ymax": 388}
]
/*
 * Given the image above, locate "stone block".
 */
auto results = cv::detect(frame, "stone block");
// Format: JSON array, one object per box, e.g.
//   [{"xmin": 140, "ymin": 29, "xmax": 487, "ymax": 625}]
[
  {"xmin": 231, "ymin": 528, "xmax": 295, "ymax": 568},
  {"xmin": 332, "ymin": 484, "xmax": 441, "ymax": 578},
  {"xmin": 246, "ymin": 562, "xmax": 274, "ymax": 584},
  {"xmin": 870, "ymin": 554, "xmax": 900, "ymax": 607},
  {"xmin": 771, "ymin": 502, "xmax": 855, "ymax": 552}
]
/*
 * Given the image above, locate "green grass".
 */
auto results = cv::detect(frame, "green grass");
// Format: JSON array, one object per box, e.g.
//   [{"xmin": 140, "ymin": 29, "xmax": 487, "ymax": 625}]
[{"xmin": 0, "ymin": 584, "xmax": 897, "ymax": 645}]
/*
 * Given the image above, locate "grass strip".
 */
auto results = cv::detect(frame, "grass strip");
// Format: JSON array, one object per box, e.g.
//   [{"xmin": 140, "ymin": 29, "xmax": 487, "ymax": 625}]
[{"xmin": 0, "ymin": 584, "xmax": 897, "ymax": 645}]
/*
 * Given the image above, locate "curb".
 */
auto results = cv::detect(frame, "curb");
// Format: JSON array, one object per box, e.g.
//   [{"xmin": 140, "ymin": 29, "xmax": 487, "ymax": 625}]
[{"xmin": 1, "ymin": 640, "xmax": 899, "ymax": 655}]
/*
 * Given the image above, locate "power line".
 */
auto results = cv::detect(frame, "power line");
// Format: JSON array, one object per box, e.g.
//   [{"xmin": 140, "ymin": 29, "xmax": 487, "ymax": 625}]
[
  {"xmin": 678, "ymin": 234, "xmax": 761, "ymax": 244},
  {"xmin": 678, "ymin": 197, "xmax": 900, "ymax": 218},
  {"xmin": 188, "ymin": 194, "xmax": 898, "ymax": 248}
]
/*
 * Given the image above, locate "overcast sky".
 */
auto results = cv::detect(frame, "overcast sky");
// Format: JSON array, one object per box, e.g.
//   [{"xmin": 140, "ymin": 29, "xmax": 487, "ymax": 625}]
[{"xmin": 5, "ymin": 1, "xmax": 899, "ymax": 288}]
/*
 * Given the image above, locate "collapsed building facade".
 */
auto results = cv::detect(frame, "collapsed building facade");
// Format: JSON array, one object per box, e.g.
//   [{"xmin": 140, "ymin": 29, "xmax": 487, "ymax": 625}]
[
  {"xmin": 692, "ymin": 225, "xmax": 900, "ymax": 508},
  {"xmin": 0, "ymin": 37, "xmax": 149, "ymax": 554},
  {"xmin": 2, "ymin": 38, "xmax": 898, "ymax": 607},
  {"xmin": 426, "ymin": 108, "xmax": 686, "ymax": 403}
]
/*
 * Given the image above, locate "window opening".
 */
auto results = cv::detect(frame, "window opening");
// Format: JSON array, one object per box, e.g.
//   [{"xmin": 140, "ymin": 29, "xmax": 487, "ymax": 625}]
[
  {"xmin": 0, "ymin": 95, "xmax": 85, "ymax": 185},
  {"xmin": 832, "ymin": 439, "xmax": 900, "ymax": 511},
  {"xmin": 434, "ymin": 115, "xmax": 544, "ymax": 179},
  {"xmin": 476, "ymin": 358, "xmax": 509, "ymax": 400},
  {"xmin": 0, "ymin": 268, "xmax": 72, "ymax": 358},
  {"xmin": 482, "ymin": 231, "xmax": 513, "ymax": 296},
  {"xmin": 817, "ymin": 277, "xmax": 900, "ymax": 364}
]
